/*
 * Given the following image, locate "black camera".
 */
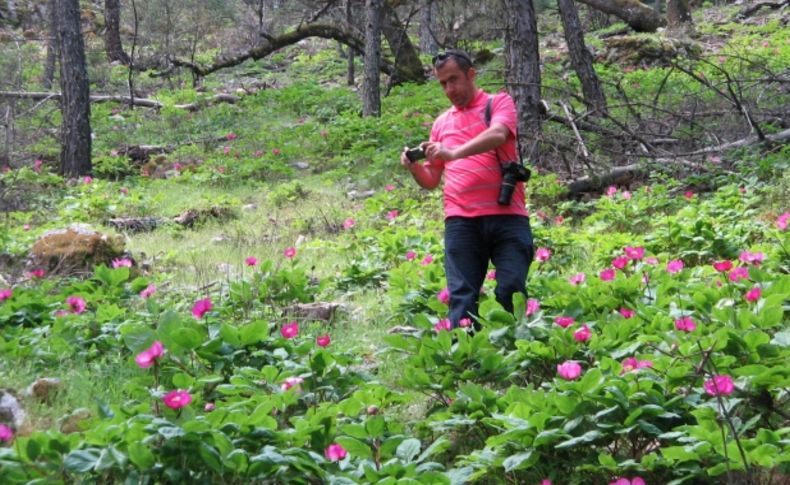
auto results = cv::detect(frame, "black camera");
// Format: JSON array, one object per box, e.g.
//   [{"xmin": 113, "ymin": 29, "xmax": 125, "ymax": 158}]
[
  {"xmin": 405, "ymin": 146, "xmax": 426, "ymax": 163},
  {"xmin": 498, "ymin": 162, "xmax": 531, "ymax": 205}
]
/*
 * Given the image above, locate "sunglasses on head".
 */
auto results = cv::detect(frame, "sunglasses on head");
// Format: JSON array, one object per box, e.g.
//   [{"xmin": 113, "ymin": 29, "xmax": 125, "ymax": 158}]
[{"xmin": 432, "ymin": 51, "xmax": 472, "ymax": 67}]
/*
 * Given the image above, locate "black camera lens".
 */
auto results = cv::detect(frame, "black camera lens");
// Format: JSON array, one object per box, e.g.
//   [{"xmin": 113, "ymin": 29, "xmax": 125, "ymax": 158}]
[
  {"xmin": 498, "ymin": 173, "xmax": 517, "ymax": 205},
  {"xmin": 405, "ymin": 147, "xmax": 425, "ymax": 163}
]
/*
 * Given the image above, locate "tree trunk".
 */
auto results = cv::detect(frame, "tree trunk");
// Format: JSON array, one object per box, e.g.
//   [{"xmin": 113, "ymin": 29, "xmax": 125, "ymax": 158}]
[
  {"xmin": 42, "ymin": 0, "xmax": 57, "ymax": 89},
  {"xmin": 56, "ymin": 0, "xmax": 92, "ymax": 177},
  {"xmin": 504, "ymin": 0, "xmax": 542, "ymax": 163},
  {"xmin": 363, "ymin": 0, "xmax": 382, "ymax": 117},
  {"xmin": 0, "ymin": 0, "xmax": 19, "ymax": 27},
  {"xmin": 576, "ymin": 0, "xmax": 666, "ymax": 32},
  {"xmin": 557, "ymin": 0, "xmax": 608, "ymax": 115},
  {"xmin": 419, "ymin": 0, "xmax": 438, "ymax": 55},
  {"xmin": 666, "ymin": 0, "xmax": 693, "ymax": 31},
  {"xmin": 380, "ymin": 2, "xmax": 426, "ymax": 85},
  {"xmin": 346, "ymin": 0, "xmax": 355, "ymax": 86},
  {"xmin": 104, "ymin": 0, "xmax": 130, "ymax": 64}
]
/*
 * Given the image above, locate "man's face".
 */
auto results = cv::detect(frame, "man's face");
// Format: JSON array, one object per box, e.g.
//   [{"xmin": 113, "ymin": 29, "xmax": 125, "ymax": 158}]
[{"xmin": 435, "ymin": 59, "xmax": 477, "ymax": 109}]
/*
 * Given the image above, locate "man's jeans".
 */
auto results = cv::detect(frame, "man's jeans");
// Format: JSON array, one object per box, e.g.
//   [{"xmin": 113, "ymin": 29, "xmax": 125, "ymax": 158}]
[{"xmin": 444, "ymin": 215, "xmax": 534, "ymax": 327}]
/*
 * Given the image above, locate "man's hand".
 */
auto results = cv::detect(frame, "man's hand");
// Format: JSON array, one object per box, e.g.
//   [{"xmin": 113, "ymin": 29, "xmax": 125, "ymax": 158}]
[{"xmin": 423, "ymin": 141, "xmax": 455, "ymax": 162}]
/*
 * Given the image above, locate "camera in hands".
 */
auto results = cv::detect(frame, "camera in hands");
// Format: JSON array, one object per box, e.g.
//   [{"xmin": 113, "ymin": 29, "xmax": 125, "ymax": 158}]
[
  {"xmin": 498, "ymin": 162, "xmax": 531, "ymax": 205},
  {"xmin": 405, "ymin": 146, "xmax": 426, "ymax": 163}
]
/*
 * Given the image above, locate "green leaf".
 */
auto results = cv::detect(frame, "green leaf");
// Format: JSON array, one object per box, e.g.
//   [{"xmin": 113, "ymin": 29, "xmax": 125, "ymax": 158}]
[
  {"xmin": 64, "ymin": 450, "xmax": 99, "ymax": 473},
  {"xmin": 396, "ymin": 438, "xmax": 421, "ymax": 463},
  {"xmin": 26, "ymin": 439, "xmax": 41, "ymax": 461},
  {"xmin": 336, "ymin": 436, "xmax": 372, "ymax": 460},
  {"xmin": 239, "ymin": 320, "xmax": 269, "ymax": 346},
  {"xmin": 555, "ymin": 430, "xmax": 602, "ymax": 449},
  {"xmin": 502, "ymin": 451, "xmax": 534, "ymax": 472},
  {"xmin": 771, "ymin": 330, "xmax": 790, "ymax": 347},
  {"xmin": 220, "ymin": 323, "xmax": 241, "ymax": 346},
  {"xmin": 199, "ymin": 443, "xmax": 223, "ymax": 473},
  {"xmin": 416, "ymin": 437, "xmax": 450, "ymax": 463},
  {"xmin": 366, "ymin": 415, "xmax": 386, "ymax": 438},
  {"xmin": 598, "ymin": 452, "xmax": 617, "ymax": 468}
]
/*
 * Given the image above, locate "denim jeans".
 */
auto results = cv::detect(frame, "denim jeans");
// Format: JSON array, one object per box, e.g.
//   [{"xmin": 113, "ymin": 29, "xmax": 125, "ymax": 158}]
[{"xmin": 444, "ymin": 215, "xmax": 534, "ymax": 327}]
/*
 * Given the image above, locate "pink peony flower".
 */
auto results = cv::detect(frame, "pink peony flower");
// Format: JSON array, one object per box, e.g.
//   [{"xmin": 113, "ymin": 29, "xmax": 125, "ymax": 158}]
[
  {"xmin": 245, "ymin": 256, "xmax": 258, "ymax": 267},
  {"xmin": 162, "ymin": 390, "xmax": 192, "ymax": 409},
  {"xmin": 223, "ymin": 146, "xmax": 231, "ymax": 155},
  {"xmin": 526, "ymin": 298, "xmax": 540, "ymax": 316},
  {"xmin": 0, "ymin": 423, "xmax": 13, "ymax": 442},
  {"xmin": 192, "ymin": 298, "xmax": 212, "ymax": 318},
  {"xmin": 675, "ymin": 316, "xmax": 696, "ymax": 332},
  {"xmin": 437, "ymin": 287, "xmax": 450, "ymax": 305},
  {"xmin": 324, "ymin": 443, "xmax": 348, "ymax": 462},
  {"xmin": 684, "ymin": 190, "xmax": 694, "ymax": 200},
  {"xmin": 119, "ymin": 187, "xmax": 129, "ymax": 195},
  {"xmin": 744, "ymin": 286, "xmax": 761, "ymax": 302},
  {"xmin": 459, "ymin": 318, "xmax": 472, "ymax": 328},
  {"xmin": 253, "ymin": 150, "xmax": 263, "ymax": 157},
  {"xmin": 272, "ymin": 148, "xmax": 281, "ymax": 156},
  {"xmin": 284, "ymin": 246, "xmax": 297, "ymax": 259},
  {"xmin": 666, "ymin": 260, "xmax": 684, "ymax": 273},
  {"xmin": 619, "ymin": 308, "xmax": 635, "ymax": 319},
  {"xmin": 225, "ymin": 132, "xmax": 237, "ymax": 140},
  {"xmin": 135, "ymin": 341, "xmax": 164, "ymax": 369},
  {"xmin": 540, "ymin": 480, "xmax": 552, "ymax": 485},
  {"xmin": 569, "ymin": 272, "xmax": 586, "ymax": 285},
  {"xmin": 316, "ymin": 335, "xmax": 331, "ymax": 347},
  {"xmin": 111, "ymin": 258, "xmax": 132, "ymax": 268},
  {"xmin": 573, "ymin": 324, "xmax": 591, "ymax": 342},
  {"xmin": 622, "ymin": 357, "xmax": 652, "ymax": 373},
  {"xmin": 776, "ymin": 212, "xmax": 789, "ymax": 230},
  {"xmin": 606, "ymin": 185, "xmax": 617, "ymax": 197},
  {"xmin": 624, "ymin": 246, "xmax": 644, "ymax": 260},
  {"xmin": 0, "ymin": 288, "xmax": 12, "ymax": 302},
  {"xmin": 281, "ymin": 321, "xmax": 299, "ymax": 339},
  {"xmin": 140, "ymin": 284, "xmax": 157, "ymax": 298},
  {"xmin": 83, "ymin": 176, "xmax": 93, "ymax": 184},
  {"xmin": 204, "ymin": 402, "xmax": 215, "ymax": 412},
  {"xmin": 434, "ymin": 318, "xmax": 452, "ymax": 332},
  {"xmin": 172, "ymin": 162, "xmax": 183, "ymax": 172},
  {"xmin": 28, "ymin": 268, "xmax": 45, "ymax": 279},
  {"xmin": 405, "ymin": 251, "xmax": 417, "ymax": 261},
  {"xmin": 554, "ymin": 316, "xmax": 575, "ymax": 328},
  {"xmin": 739, "ymin": 251, "xmax": 765, "ymax": 266},
  {"xmin": 384, "ymin": 184, "xmax": 395, "ymax": 192},
  {"xmin": 645, "ymin": 257, "xmax": 659, "ymax": 265},
  {"xmin": 622, "ymin": 191, "xmax": 632, "ymax": 200},
  {"xmin": 612, "ymin": 256, "xmax": 629, "ymax": 270},
  {"xmin": 420, "ymin": 254, "xmax": 433, "ymax": 266},
  {"xmin": 554, "ymin": 215, "xmax": 564, "ymax": 225},
  {"xmin": 487, "ymin": 270, "xmax": 496, "ymax": 280},
  {"xmin": 343, "ymin": 218, "xmax": 355, "ymax": 230},
  {"xmin": 386, "ymin": 210, "xmax": 399, "ymax": 220},
  {"xmin": 23, "ymin": 224, "xmax": 30, "ymax": 231},
  {"xmin": 34, "ymin": 159, "xmax": 43, "ymax": 172},
  {"xmin": 280, "ymin": 376, "xmax": 304, "ymax": 391},
  {"xmin": 67, "ymin": 296, "xmax": 86, "ymax": 314},
  {"xmin": 535, "ymin": 247, "xmax": 552, "ymax": 262},
  {"xmin": 704, "ymin": 374, "xmax": 734, "ymax": 396},
  {"xmin": 728, "ymin": 266, "xmax": 749, "ymax": 282},
  {"xmin": 557, "ymin": 361, "xmax": 583, "ymax": 380},
  {"xmin": 599, "ymin": 268, "xmax": 616, "ymax": 281},
  {"xmin": 712, "ymin": 260, "xmax": 732, "ymax": 272},
  {"xmin": 609, "ymin": 478, "xmax": 646, "ymax": 485}
]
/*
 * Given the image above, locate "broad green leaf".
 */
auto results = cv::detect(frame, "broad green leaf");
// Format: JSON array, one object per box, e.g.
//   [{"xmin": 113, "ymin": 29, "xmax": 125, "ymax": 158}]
[
  {"xmin": 396, "ymin": 438, "xmax": 421, "ymax": 463},
  {"xmin": 502, "ymin": 451, "xmax": 534, "ymax": 472}
]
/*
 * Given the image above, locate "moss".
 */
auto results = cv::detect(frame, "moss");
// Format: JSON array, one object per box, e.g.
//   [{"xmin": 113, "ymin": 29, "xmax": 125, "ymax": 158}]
[{"xmin": 30, "ymin": 226, "xmax": 125, "ymax": 275}]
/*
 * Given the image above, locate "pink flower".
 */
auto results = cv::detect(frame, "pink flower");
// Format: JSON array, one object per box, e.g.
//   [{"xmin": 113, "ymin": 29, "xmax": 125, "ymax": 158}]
[
  {"xmin": 744, "ymin": 286, "xmax": 761, "ymax": 302},
  {"xmin": 624, "ymin": 246, "xmax": 644, "ymax": 260},
  {"xmin": 776, "ymin": 212, "xmax": 789, "ymax": 230},
  {"xmin": 192, "ymin": 298, "xmax": 213, "ymax": 318},
  {"xmin": 245, "ymin": 256, "xmax": 258, "ymax": 267},
  {"xmin": 281, "ymin": 321, "xmax": 299, "ymax": 339},
  {"xmin": 135, "ymin": 341, "xmax": 164, "ymax": 368},
  {"xmin": 612, "ymin": 256, "xmax": 629, "ymax": 269},
  {"xmin": 569, "ymin": 272, "xmax": 586, "ymax": 285},
  {"xmin": 420, "ymin": 254, "xmax": 434, "ymax": 266},
  {"xmin": 712, "ymin": 260, "xmax": 732, "ymax": 272},
  {"xmin": 28, "ymin": 268, "xmax": 45, "ymax": 279},
  {"xmin": 739, "ymin": 251, "xmax": 765, "ymax": 266},
  {"xmin": 540, "ymin": 480, "xmax": 552, "ymax": 485},
  {"xmin": 384, "ymin": 184, "xmax": 395, "ymax": 192},
  {"xmin": 557, "ymin": 361, "xmax": 583, "ymax": 380},
  {"xmin": 434, "ymin": 318, "xmax": 452, "ymax": 332},
  {"xmin": 0, "ymin": 288, "xmax": 12, "ymax": 302},
  {"xmin": 172, "ymin": 162, "xmax": 183, "ymax": 172},
  {"xmin": 223, "ymin": 146, "xmax": 231, "ymax": 155},
  {"xmin": 666, "ymin": 260, "xmax": 684, "ymax": 273},
  {"xmin": 554, "ymin": 316, "xmax": 575, "ymax": 328},
  {"xmin": 204, "ymin": 402, "xmax": 215, "ymax": 412},
  {"xmin": 487, "ymin": 270, "xmax": 496, "ymax": 280},
  {"xmin": 645, "ymin": 257, "xmax": 659, "ymax": 265},
  {"xmin": 23, "ymin": 224, "xmax": 30, "ymax": 231},
  {"xmin": 622, "ymin": 191, "xmax": 632, "ymax": 200},
  {"xmin": 253, "ymin": 149, "xmax": 263, "ymax": 157},
  {"xmin": 140, "ymin": 284, "xmax": 157, "ymax": 298},
  {"xmin": 619, "ymin": 308, "xmax": 635, "ymax": 319},
  {"xmin": 316, "ymin": 335, "xmax": 331, "ymax": 347},
  {"xmin": 280, "ymin": 376, "xmax": 304, "ymax": 391},
  {"xmin": 606, "ymin": 185, "xmax": 617, "ymax": 197},
  {"xmin": 83, "ymin": 176, "xmax": 93, "ymax": 184},
  {"xmin": 284, "ymin": 246, "xmax": 297, "ymax": 259},
  {"xmin": 704, "ymin": 374, "xmax": 735, "ymax": 396},
  {"xmin": 386, "ymin": 210, "xmax": 399, "ymax": 220},
  {"xmin": 225, "ymin": 132, "xmax": 237, "ymax": 140},
  {"xmin": 119, "ymin": 187, "xmax": 129, "ymax": 195},
  {"xmin": 573, "ymin": 324, "xmax": 591, "ymax": 342},
  {"xmin": 324, "ymin": 443, "xmax": 348, "ymax": 462},
  {"xmin": 675, "ymin": 316, "xmax": 696, "ymax": 332},
  {"xmin": 459, "ymin": 318, "xmax": 472, "ymax": 328},
  {"xmin": 343, "ymin": 218, "xmax": 355, "ymax": 229},
  {"xmin": 54, "ymin": 309, "xmax": 69, "ymax": 318},
  {"xmin": 111, "ymin": 258, "xmax": 132, "ymax": 268},
  {"xmin": 535, "ymin": 247, "xmax": 552, "ymax": 262},
  {"xmin": 684, "ymin": 190, "xmax": 694, "ymax": 200},
  {"xmin": 0, "ymin": 423, "xmax": 13, "ymax": 442},
  {"xmin": 272, "ymin": 148, "xmax": 281, "ymax": 156},
  {"xmin": 526, "ymin": 298, "xmax": 540, "ymax": 316},
  {"xmin": 162, "ymin": 390, "xmax": 192, "ymax": 409},
  {"xmin": 609, "ymin": 478, "xmax": 646, "ymax": 485},
  {"xmin": 437, "ymin": 287, "xmax": 450, "ymax": 305},
  {"xmin": 728, "ymin": 266, "xmax": 749, "ymax": 282},
  {"xmin": 34, "ymin": 159, "xmax": 43, "ymax": 172},
  {"xmin": 405, "ymin": 251, "xmax": 417, "ymax": 261},
  {"xmin": 622, "ymin": 357, "xmax": 652, "ymax": 373},
  {"xmin": 67, "ymin": 296, "xmax": 86, "ymax": 314},
  {"xmin": 599, "ymin": 265, "xmax": 622, "ymax": 282},
  {"xmin": 554, "ymin": 215, "xmax": 564, "ymax": 225}
]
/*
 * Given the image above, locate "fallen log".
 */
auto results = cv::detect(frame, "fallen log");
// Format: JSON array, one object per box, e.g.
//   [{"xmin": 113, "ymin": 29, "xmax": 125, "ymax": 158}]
[{"xmin": 0, "ymin": 92, "xmax": 241, "ymax": 110}]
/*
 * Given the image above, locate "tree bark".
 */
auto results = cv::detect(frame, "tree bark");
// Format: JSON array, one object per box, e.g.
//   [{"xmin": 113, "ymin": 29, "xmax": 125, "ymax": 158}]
[
  {"xmin": 380, "ymin": 2, "xmax": 426, "ymax": 84},
  {"xmin": 363, "ymin": 0, "xmax": 382, "ymax": 117},
  {"xmin": 419, "ymin": 0, "xmax": 438, "ymax": 55},
  {"xmin": 666, "ymin": 0, "xmax": 693, "ymax": 30},
  {"xmin": 504, "ymin": 0, "xmax": 542, "ymax": 163},
  {"xmin": 346, "ymin": 0, "xmax": 355, "ymax": 86},
  {"xmin": 55, "ymin": 0, "xmax": 92, "ymax": 177},
  {"xmin": 42, "ymin": 0, "xmax": 57, "ymax": 89},
  {"xmin": 104, "ymin": 0, "xmax": 130, "ymax": 64},
  {"xmin": 576, "ymin": 0, "xmax": 666, "ymax": 32},
  {"xmin": 557, "ymin": 0, "xmax": 608, "ymax": 115}
]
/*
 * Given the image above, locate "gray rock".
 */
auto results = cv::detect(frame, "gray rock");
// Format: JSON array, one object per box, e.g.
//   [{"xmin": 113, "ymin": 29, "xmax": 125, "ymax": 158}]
[{"xmin": 0, "ymin": 389, "xmax": 26, "ymax": 428}]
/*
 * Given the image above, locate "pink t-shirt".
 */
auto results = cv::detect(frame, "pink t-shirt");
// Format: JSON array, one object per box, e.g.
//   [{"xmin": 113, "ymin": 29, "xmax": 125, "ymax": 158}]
[{"xmin": 428, "ymin": 89, "xmax": 528, "ymax": 218}]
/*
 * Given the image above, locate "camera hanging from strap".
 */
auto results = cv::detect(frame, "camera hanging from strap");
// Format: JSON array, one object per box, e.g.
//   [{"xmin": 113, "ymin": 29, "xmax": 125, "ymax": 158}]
[{"xmin": 484, "ymin": 96, "xmax": 531, "ymax": 206}]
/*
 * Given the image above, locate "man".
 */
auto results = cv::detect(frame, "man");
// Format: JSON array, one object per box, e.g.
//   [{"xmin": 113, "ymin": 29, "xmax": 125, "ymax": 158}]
[{"xmin": 401, "ymin": 49, "xmax": 534, "ymax": 328}]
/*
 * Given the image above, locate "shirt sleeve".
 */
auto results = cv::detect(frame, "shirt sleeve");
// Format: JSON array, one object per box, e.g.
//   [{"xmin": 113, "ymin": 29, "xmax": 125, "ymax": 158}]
[{"xmin": 489, "ymin": 92, "xmax": 518, "ymax": 138}]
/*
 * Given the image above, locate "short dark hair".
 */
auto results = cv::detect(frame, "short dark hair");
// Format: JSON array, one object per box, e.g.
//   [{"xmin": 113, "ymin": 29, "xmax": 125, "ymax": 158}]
[{"xmin": 432, "ymin": 50, "xmax": 474, "ymax": 72}]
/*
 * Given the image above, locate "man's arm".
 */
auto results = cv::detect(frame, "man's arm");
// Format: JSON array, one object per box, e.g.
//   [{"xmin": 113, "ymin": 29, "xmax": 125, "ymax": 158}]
[
  {"xmin": 401, "ymin": 148, "xmax": 443, "ymax": 190},
  {"xmin": 423, "ymin": 122, "xmax": 511, "ymax": 162}
]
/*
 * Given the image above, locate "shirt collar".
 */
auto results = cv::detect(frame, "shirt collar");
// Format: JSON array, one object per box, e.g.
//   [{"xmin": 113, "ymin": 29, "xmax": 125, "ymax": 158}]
[{"xmin": 450, "ymin": 89, "xmax": 487, "ymax": 113}]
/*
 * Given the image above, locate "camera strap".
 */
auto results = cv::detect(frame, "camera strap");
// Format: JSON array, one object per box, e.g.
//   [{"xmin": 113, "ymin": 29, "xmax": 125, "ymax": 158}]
[{"xmin": 484, "ymin": 96, "xmax": 526, "ymax": 167}]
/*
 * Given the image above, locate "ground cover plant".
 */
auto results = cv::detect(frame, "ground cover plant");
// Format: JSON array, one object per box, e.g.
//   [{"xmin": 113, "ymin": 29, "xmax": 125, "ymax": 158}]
[{"xmin": 1, "ymin": 2, "xmax": 789, "ymax": 484}]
